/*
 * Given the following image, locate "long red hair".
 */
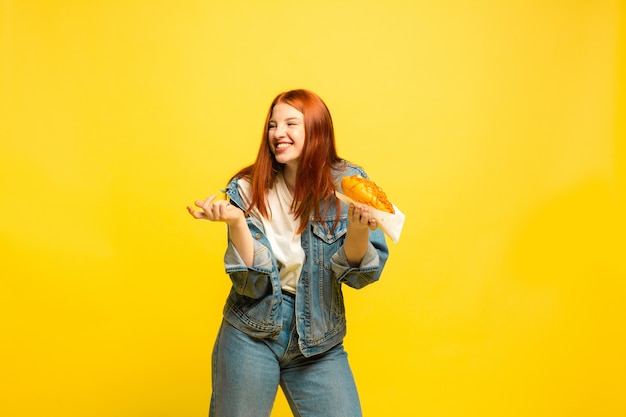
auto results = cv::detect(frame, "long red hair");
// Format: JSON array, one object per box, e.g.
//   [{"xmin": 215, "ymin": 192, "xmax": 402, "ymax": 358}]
[{"xmin": 230, "ymin": 89, "xmax": 343, "ymax": 233}]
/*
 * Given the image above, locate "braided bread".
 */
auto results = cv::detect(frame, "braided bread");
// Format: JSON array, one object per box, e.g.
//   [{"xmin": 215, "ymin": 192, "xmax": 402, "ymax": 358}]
[{"xmin": 341, "ymin": 174, "xmax": 394, "ymax": 214}]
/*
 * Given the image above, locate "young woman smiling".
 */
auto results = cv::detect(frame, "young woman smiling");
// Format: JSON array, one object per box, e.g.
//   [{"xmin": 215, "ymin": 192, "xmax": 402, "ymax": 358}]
[{"xmin": 187, "ymin": 89, "xmax": 389, "ymax": 417}]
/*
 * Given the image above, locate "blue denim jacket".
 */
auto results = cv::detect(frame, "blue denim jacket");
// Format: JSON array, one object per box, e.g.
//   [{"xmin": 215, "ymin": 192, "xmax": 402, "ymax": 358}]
[{"xmin": 221, "ymin": 162, "xmax": 389, "ymax": 357}]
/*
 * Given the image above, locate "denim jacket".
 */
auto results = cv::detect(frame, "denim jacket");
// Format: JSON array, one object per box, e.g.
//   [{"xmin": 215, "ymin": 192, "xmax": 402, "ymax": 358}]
[{"xmin": 221, "ymin": 162, "xmax": 389, "ymax": 357}]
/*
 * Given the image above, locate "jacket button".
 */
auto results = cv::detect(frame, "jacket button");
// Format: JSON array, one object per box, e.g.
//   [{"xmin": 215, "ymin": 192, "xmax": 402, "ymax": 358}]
[{"xmin": 255, "ymin": 233, "xmax": 261, "ymax": 239}]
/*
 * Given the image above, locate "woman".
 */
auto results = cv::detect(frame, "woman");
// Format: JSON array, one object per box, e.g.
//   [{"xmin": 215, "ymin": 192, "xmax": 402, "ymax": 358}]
[{"xmin": 187, "ymin": 89, "xmax": 389, "ymax": 417}]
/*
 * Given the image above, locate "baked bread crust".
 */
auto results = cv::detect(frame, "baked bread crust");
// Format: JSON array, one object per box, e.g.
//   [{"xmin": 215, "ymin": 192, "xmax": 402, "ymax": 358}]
[{"xmin": 341, "ymin": 175, "xmax": 394, "ymax": 214}]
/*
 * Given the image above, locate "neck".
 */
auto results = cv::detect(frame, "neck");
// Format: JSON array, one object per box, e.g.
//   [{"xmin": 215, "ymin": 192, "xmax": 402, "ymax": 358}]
[{"xmin": 283, "ymin": 165, "xmax": 297, "ymax": 196}]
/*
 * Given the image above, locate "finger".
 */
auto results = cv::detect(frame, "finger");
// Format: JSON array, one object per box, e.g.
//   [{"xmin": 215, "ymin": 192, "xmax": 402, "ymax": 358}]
[
  {"xmin": 186, "ymin": 206, "xmax": 206, "ymax": 219},
  {"xmin": 206, "ymin": 194, "xmax": 218, "ymax": 204},
  {"xmin": 196, "ymin": 195, "xmax": 217, "ymax": 216},
  {"xmin": 194, "ymin": 196, "xmax": 210, "ymax": 208},
  {"xmin": 211, "ymin": 199, "xmax": 228, "ymax": 217},
  {"xmin": 196, "ymin": 194, "xmax": 216, "ymax": 205},
  {"xmin": 350, "ymin": 204, "xmax": 363, "ymax": 220},
  {"xmin": 358, "ymin": 207, "xmax": 370, "ymax": 224},
  {"xmin": 202, "ymin": 194, "xmax": 217, "ymax": 209}
]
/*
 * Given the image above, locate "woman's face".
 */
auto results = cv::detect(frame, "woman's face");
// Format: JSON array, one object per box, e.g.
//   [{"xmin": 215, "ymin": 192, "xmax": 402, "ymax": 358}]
[{"xmin": 268, "ymin": 102, "xmax": 305, "ymax": 170}]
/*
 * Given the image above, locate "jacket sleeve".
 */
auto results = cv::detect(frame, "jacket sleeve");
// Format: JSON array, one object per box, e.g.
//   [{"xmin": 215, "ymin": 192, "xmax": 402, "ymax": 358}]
[
  {"xmin": 330, "ymin": 228, "xmax": 389, "ymax": 289},
  {"xmin": 224, "ymin": 232, "xmax": 275, "ymax": 299}
]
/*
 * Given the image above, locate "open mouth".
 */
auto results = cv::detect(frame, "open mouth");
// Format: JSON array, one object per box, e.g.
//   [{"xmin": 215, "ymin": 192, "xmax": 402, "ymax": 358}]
[{"xmin": 275, "ymin": 142, "xmax": 292, "ymax": 151}]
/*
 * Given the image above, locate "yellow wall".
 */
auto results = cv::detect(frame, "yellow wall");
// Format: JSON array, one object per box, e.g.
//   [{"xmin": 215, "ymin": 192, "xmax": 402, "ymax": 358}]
[{"xmin": 1, "ymin": 1, "xmax": 624, "ymax": 416}]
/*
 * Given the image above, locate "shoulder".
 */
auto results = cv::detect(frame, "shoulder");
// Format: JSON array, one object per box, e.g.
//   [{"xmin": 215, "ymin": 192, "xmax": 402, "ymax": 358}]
[
  {"xmin": 332, "ymin": 160, "xmax": 372, "ymax": 194},
  {"xmin": 333, "ymin": 160, "xmax": 370, "ymax": 181},
  {"xmin": 225, "ymin": 176, "xmax": 241, "ymax": 196},
  {"xmin": 225, "ymin": 176, "xmax": 252, "ymax": 210}
]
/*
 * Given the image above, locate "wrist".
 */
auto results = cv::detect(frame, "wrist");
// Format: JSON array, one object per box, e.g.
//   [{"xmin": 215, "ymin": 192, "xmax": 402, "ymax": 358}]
[{"xmin": 226, "ymin": 214, "xmax": 247, "ymax": 230}]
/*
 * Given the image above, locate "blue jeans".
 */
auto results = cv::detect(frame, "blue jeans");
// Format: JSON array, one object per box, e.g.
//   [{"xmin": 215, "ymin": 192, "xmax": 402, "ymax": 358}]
[{"xmin": 209, "ymin": 292, "xmax": 363, "ymax": 417}]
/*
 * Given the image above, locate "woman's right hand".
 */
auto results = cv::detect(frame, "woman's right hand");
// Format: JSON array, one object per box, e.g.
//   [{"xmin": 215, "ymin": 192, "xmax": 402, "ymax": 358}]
[
  {"xmin": 186, "ymin": 194, "xmax": 245, "ymax": 226},
  {"xmin": 187, "ymin": 194, "xmax": 254, "ymax": 266}
]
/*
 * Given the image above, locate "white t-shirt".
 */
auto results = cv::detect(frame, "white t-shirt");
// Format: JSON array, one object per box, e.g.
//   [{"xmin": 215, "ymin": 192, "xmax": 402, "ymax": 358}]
[{"xmin": 238, "ymin": 173, "xmax": 304, "ymax": 294}]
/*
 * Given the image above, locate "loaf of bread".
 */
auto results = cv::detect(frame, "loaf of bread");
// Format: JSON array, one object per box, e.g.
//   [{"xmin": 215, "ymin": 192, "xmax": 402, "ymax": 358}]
[{"xmin": 341, "ymin": 174, "xmax": 394, "ymax": 214}]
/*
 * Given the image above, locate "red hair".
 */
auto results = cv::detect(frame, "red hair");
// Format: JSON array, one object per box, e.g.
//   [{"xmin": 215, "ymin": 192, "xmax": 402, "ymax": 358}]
[{"xmin": 230, "ymin": 89, "xmax": 343, "ymax": 233}]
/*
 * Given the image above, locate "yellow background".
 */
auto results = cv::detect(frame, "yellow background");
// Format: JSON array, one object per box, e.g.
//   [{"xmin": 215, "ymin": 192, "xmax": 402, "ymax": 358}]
[{"xmin": 1, "ymin": 1, "xmax": 625, "ymax": 416}]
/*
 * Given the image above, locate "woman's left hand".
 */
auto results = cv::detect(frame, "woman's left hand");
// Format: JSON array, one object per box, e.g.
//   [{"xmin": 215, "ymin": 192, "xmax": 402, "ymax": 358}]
[
  {"xmin": 347, "ymin": 203, "xmax": 378, "ymax": 232},
  {"xmin": 344, "ymin": 203, "xmax": 377, "ymax": 267}
]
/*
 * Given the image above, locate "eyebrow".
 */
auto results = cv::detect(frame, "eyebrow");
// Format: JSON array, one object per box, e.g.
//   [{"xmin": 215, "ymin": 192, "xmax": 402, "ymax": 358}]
[{"xmin": 269, "ymin": 116, "xmax": 303, "ymax": 123}]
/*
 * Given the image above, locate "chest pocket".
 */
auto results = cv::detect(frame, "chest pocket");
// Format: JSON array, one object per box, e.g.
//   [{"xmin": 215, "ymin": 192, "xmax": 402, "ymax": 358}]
[{"xmin": 311, "ymin": 219, "xmax": 347, "ymax": 244}]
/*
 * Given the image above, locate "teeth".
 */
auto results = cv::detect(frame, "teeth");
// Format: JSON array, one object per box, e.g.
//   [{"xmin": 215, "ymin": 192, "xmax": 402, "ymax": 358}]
[{"xmin": 276, "ymin": 143, "xmax": 291, "ymax": 149}]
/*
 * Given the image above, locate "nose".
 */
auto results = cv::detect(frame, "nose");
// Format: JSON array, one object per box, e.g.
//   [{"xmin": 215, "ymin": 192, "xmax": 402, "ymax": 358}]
[{"xmin": 273, "ymin": 123, "xmax": 286, "ymax": 138}]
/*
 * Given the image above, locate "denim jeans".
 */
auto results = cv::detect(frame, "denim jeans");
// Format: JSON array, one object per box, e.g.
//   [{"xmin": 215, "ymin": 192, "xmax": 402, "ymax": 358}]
[{"xmin": 209, "ymin": 292, "xmax": 363, "ymax": 417}]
